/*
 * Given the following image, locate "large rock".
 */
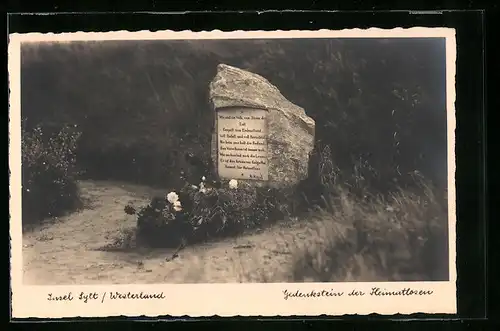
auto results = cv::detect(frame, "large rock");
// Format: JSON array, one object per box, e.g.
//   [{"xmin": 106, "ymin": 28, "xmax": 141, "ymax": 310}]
[{"xmin": 209, "ymin": 64, "xmax": 315, "ymax": 189}]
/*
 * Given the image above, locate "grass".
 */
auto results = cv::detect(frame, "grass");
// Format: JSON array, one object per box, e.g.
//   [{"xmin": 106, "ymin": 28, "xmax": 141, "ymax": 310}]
[{"xmin": 288, "ymin": 182, "xmax": 449, "ymax": 282}]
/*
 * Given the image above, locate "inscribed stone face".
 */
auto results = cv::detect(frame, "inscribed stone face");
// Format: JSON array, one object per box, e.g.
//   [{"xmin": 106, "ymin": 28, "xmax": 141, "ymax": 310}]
[{"xmin": 216, "ymin": 107, "xmax": 268, "ymax": 181}]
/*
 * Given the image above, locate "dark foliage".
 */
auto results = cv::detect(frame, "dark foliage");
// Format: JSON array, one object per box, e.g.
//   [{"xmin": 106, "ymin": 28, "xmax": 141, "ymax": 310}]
[
  {"xmin": 21, "ymin": 124, "xmax": 82, "ymax": 225},
  {"xmin": 21, "ymin": 38, "xmax": 448, "ymax": 198}
]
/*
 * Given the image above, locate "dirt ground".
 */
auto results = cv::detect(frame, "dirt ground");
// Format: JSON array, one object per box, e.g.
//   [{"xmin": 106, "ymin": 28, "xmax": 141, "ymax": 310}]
[{"xmin": 22, "ymin": 180, "xmax": 315, "ymax": 285}]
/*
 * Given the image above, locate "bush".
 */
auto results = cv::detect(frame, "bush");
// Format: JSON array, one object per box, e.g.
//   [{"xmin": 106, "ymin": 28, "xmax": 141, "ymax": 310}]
[
  {"xmin": 21, "ymin": 124, "xmax": 82, "ymax": 225},
  {"xmin": 132, "ymin": 175, "xmax": 298, "ymax": 248},
  {"xmin": 290, "ymin": 178, "xmax": 449, "ymax": 282}
]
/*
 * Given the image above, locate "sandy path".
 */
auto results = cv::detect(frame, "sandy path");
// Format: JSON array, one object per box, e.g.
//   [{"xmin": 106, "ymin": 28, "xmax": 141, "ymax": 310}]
[{"xmin": 22, "ymin": 180, "xmax": 313, "ymax": 285}]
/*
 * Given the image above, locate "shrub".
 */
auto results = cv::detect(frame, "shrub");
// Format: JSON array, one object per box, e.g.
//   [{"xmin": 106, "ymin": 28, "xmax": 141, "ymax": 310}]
[
  {"xmin": 132, "ymin": 176, "xmax": 298, "ymax": 248},
  {"xmin": 289, "ymin": 178, "xmax": 449, "ymax": 282},
  {"xmin": 21, "ymin": 124, "xmax": 82, "ymax": 225}
]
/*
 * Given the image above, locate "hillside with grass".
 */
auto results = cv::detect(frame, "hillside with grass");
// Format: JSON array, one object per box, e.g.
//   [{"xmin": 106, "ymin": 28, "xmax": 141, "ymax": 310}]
[{"xmin": 21, "ymin": 38, "xmax": 447, "ymax": 192}]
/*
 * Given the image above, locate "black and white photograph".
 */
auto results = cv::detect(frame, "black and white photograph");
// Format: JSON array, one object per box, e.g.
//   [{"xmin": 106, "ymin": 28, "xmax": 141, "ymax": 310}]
[{"xmin": 9, "ymin": 29, "xmax": 457, "ymax": 317}]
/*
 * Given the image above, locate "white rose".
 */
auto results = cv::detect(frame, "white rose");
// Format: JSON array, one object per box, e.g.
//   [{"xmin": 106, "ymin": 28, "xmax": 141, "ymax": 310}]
[
  {"xmin": 229, "ymin": 179, "xmax": 238, "ymax": 189},
  {"xmin": 166, "ymin": 192, "xmax": 179, "ymax": 204}
]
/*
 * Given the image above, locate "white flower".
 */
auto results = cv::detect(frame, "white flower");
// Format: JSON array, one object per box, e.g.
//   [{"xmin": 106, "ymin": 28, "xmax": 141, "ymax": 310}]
[
  {"xmin": 191, "ymin": 185, "xmax": 198, "ymax": 189},
  {"xmin": 197, "ymin": 218, "xmax": 203, "ymax": 225},
  {"xmin": 166, "ymin": 192, "xmax": 179, "ymax": 204},
  {"xmin": 199, "ymin": 182, "xmax": 207, "ymax": 194},
  {"xmin": 173, "ymin": 200, "xmax": 182, "ymax": 212},
  {"xmin": 229, "ymin": 179, "xmax": 238, "ymax": 189},
  {"xmin": 202, "ymin": 176, "xmax": 206, "ymax": 181}
]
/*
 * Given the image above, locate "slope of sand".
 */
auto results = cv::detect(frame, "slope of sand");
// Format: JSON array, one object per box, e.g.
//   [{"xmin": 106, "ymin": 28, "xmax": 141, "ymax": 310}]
[{"xmin": 22, "ymin": 180, "xmax": 314, "ymax": 285}]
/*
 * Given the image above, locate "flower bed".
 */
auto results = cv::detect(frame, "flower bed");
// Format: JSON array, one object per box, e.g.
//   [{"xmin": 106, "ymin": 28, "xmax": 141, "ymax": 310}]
[{"xmin": 130, "ymin": 176, "xmax": 297, "ymax": 248}]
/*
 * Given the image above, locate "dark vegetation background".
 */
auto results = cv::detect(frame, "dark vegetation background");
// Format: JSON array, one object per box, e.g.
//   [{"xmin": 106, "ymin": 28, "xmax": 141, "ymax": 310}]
[{"xmin": 20, "ymin": 38, "xmax": 448, "ymax": 217}]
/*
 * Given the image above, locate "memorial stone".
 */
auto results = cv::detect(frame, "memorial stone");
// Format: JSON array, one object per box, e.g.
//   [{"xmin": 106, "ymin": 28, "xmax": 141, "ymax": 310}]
[{"xmin": 209, "ymin": 64, "xmax": 315, "ymax": 188}]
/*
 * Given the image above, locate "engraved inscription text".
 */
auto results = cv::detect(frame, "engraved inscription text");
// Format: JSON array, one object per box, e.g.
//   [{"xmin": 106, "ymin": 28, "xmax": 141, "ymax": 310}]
[{"xmin": 217, "ymin": 108, "xmax": 268, "ymax": 181}]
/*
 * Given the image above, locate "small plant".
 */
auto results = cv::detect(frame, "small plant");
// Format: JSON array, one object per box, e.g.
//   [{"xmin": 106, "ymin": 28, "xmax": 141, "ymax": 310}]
[{"xmin": 21, "ymin": 124, "xmax": 82, "ymax": 225}]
